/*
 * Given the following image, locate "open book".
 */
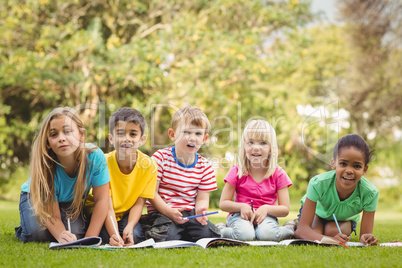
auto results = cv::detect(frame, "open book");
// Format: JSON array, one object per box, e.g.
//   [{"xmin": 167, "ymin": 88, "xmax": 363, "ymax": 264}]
[
  {"xmin": 99, "ymin": 237, "xmax": 248, "ymax": 249},
  {"xmin": 95, "ymin": 237, "xmax": 400, "ymax": 249},
  {"xmin": 49, "ymin": 236, "xmax": 102, "ymax": 249},
  {"xmin": 247, "ymin": 237, "xmax": 366, "ymax": 247}
]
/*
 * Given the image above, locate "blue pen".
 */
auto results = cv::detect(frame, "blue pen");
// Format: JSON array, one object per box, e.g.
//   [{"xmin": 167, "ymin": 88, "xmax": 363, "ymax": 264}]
[
  {"xmin": 332, "ymin": 213, "xmax": 342, "ymax": 234},
  {"xmin": 182, "ymin": 211, "xmax": 220, "ymax": 220}
]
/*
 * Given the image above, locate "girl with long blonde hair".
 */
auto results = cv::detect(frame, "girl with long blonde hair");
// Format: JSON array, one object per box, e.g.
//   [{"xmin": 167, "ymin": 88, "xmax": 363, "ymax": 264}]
[
  {"xmin": 219, "ymin": 119, "xmax": 295, "ymax": 241},
  {"xmin": 15, "ymin": 107, "xmax": 110, "ymax": 243}
]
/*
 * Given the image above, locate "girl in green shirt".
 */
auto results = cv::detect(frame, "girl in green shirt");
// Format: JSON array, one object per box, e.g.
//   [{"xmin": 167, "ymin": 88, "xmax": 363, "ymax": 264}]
[{"xmin": 295, "ymin": 134, "xmax": 379, "ymax": 246}]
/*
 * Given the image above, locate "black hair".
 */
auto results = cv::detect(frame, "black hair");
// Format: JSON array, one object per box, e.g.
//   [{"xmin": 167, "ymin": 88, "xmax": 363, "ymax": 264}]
[
  {"xmin": 333, "ymin": 134, "xmax": 374, "ymax": 166},
  {"xmin": 109, "ymin": 107, "xmax": 146, "ymax": 136}
]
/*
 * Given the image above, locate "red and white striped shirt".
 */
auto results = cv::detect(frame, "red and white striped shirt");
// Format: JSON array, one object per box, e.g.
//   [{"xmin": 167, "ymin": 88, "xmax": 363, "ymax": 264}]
[{"xmin": 146, "ymin": 147, "xmax": 217, "ymax": 213}]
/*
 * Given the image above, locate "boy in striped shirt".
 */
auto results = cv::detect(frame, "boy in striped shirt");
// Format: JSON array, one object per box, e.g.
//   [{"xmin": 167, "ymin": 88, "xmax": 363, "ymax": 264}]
[{"xmin": 143, "ymin": 106, "xmax": 220, "ymax": 242}]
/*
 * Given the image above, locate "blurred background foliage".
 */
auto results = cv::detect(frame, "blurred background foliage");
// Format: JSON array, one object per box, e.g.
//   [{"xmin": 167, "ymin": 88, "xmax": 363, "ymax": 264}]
[{"xmin": 0, "ymin": 0, "xmax": 401, "ymax": 208}]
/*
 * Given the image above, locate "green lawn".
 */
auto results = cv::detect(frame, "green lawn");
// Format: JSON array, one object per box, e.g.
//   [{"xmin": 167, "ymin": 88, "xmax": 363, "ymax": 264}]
[{"xmin": 1, "ymin": 200, "xmax": 401, "ymax": 268}]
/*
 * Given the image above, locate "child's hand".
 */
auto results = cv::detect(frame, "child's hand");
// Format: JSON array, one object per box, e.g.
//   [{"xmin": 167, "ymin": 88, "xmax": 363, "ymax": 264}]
[
  {"xmin": 360, "ymin": 233, "xmax": 378, "ymax": 246},
  {"xmin": 109, "ymin": 233, "xmax": 124, "ymax": 247},
  {"xmin": 240, "ymin": 203, "xmax": 255, "ymax": 224},
  {"xmin": 254, "ymin": 205, "xmax": 269, "ymax": 225},
  {"xmin": 195, "ymin": 207, "xmax": 208, "ymax": 226},
  {"xmin": 57, "ymin": 230, "xmax": 77, "ymax": 243},
  {"xmin": 168, "ymin": 207, "xmax": 189, "ymax": 225},
  {"xmin": 122, "ymin": 227, "xmax": 134, "ymax": 246},
  {"xmin": 333, "ymin": 233, "xmax": 350, "ymax": 245}
]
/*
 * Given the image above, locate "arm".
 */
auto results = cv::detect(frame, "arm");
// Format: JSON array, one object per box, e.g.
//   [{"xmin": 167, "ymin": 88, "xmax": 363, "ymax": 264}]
[
  {"xmin": 294, "ymin": 198, "xmax": 325, "ymax": 241},
  {"xmin": 219, "ymin": 182, "xmax": 254, "ymax": 223},
  {"xmin": 359, "ymin": 210, "xmax": 378, "ymax": 245},
  {"xmin": 122, "ymin": 197, "xmax": 146, "ymax": 245},
  {"xmin": 194, "ymin": 191, "xmax": 210, "ymax": 225},
  {"xmin": 149, "ymin": 181, "xmax": 188, "ymax": 224},
  {"xmin": 85, "ymin": 183, "xmax": 109, "ymax": 237},
  {"xmin": 254, "ymin": 186, "xmax": 290, "ymax": 225},
  {"xmin": 46, "ymin": 201, "xmax": 77, "ymax": 243}
]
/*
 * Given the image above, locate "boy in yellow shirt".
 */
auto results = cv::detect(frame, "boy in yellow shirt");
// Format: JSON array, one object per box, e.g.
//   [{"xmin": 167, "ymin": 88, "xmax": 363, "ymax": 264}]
[{"xmin": 86, "ymin": 108, "xmax": 157, "ymax": 246}]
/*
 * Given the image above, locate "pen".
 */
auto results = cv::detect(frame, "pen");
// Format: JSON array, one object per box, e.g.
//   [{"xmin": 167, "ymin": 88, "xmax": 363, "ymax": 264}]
[
  {"xmin": 67, "ymin": 218, "xmax": 71, "ymax": 233},
  {"xmin": 251, "ymin": 200, "xmax": 254, "ymax": 212},
  {"xmin": 182, "ymin": 211, "xmax": 220, "ymax": 220}
]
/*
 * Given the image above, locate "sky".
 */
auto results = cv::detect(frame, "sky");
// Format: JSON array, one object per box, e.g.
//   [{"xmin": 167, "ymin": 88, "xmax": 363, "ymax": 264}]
[{"xmin": 310, "ymin": 0, "xmax": 337, "ymax": 23}]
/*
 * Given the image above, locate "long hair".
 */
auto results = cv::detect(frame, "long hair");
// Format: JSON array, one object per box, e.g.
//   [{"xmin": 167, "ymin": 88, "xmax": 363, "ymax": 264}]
[
  {"xmin": 29, "ymin": 107, "xmax": 93, "ymax": 226},
  {"xmin": 238, "ymin": 120, "xmax": 278, "ymax": 179}
]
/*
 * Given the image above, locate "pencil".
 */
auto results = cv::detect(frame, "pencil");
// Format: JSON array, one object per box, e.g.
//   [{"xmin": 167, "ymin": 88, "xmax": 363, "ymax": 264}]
[
  {"xmin": 182, "ymin": 211, "xmax": 220, "ymax": 220},
  {"xmin": 251, "ymin": 200, "xmax": 254, "ymax": 212},
  {"xmin": 332, "ymin": 213, "xmax": 342, "ymax": 234},
  {"xmin": 67, "ymin": 218, "xmax": 71, "ymax": 233},
  {"xmin": 332, "ymin": 214, "xmax": 349, "ymax": 248},
  {"xmin": 110, "ymin": 215, "xmax": 119, "ymax": 237}
]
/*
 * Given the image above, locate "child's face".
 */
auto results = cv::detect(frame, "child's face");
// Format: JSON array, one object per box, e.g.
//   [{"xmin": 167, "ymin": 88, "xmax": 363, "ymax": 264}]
[
  {"xmin": 331, "ymin": 146, "xmax": 368, "ymax": 194},
  {"xmin": 47, "ymin": 115, "xmax": 83, "ymax": 160},
  {"xmin": 168, "ymin": 123, "xmax": 208, "ymax": 158},
  {"xmin": 244, "ymin": 135, "xmax": 271, "ymax": 169},
  {"xmin": 109, "ymin": 121, "xmax": 145, "ymax": 159}
]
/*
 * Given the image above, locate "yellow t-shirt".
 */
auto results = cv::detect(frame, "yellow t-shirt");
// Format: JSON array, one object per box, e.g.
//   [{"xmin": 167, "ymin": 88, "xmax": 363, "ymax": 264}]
[{"xmin": 85, "ymin": 150, "xmax": 158, "ymax": 221}]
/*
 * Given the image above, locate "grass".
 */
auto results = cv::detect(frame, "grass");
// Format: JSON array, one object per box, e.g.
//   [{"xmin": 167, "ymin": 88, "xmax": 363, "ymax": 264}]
[{"xmin": 1, "ymin": 200, "xmax": 401, "ymax": 268}]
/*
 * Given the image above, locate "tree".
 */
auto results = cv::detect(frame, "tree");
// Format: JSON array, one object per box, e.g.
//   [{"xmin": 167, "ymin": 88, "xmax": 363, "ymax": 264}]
[
  {"xmin": 336, "ymin": 0, "xmax": 402, "ymax": 141},
  {"xmin": 0, "ymin": 0, "xmax": 314, "ymax": 182}
]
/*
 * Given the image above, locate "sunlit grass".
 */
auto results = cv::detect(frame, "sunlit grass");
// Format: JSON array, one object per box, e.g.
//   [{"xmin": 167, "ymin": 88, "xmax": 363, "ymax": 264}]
[{"xmin": 1, "ymin": 200, "xmax": 401, "ymax": 268}]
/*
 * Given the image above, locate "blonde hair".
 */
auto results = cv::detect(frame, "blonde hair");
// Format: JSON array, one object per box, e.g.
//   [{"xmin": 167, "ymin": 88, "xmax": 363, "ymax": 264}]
[
  {"xmin": 29, "ymin": 107, "xmax": 94, "ymax": 226},
  {"xmin": 238, "ymin": 120, "xmax": 278, "ymax": 178},
  {"xmin": 171, "ymin": 106, "xmax": 210, "ymax": 133}
]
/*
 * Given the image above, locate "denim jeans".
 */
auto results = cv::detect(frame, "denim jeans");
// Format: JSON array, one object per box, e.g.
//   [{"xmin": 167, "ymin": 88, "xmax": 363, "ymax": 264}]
[
  {"xmin": 15, "ymin": 192, "xmax": 86, "ymax": 242},
  {"xmin": 97, "ymin": 213, "xmax": 144, "ymax": 244},
  {"xmin": 140, "ymin": 210, "xmax": 221, "ymax": 242},
  {"xmin": 221, "ymin": 213, "xmax": 294, "ymax": 241}
]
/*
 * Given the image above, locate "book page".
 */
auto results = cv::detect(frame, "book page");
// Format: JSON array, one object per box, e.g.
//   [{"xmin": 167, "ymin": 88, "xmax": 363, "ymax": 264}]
[
  {"xmin": 246, "ymin": 241, "xmax": 281, "ymax": 246},
  {"xmin": 152, "ymin": 240, "xmax": 200, "ymax": 249},
  {"xmin": 196, "ymin": 238, "xmax": 248, "ymax": 248},
  {"xmin": 317, "ymin": 236, "xmax": 339, "ymax": 245},
  {"xmin": 99, "ymin": 238, "xmax": 156, "ymax": 249},
  {"xmin": 49, "ymin": 236, "xmax": 102, "ymax": 249},
  {"xmin": 379, "ymin": 242, "xmax": 402, "ymax": 247},
  {"xmin": 345, "ymin": 242, "xmax": 366, "ymax": 247}
]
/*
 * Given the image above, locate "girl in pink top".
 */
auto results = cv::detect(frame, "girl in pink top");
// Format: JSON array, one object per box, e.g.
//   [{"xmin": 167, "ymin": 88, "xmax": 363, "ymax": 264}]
[{"xmin": 219, "ymin": 120, "xmax": 295, "ymax": 241}]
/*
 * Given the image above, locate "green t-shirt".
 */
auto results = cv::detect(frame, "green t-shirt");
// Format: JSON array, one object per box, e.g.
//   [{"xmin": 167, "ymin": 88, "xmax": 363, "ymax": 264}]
[{"xmin": 301, "ymin": 170, "xmax": 379, "ymax": 222}]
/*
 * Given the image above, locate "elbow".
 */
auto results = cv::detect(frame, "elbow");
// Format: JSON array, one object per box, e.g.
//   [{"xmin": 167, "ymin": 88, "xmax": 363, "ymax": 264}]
[
  {"xmin": 283, "ymin": 207, "xmax": 290, "ymax": 217},
  {"xmin": 219, "ymin": 201, "xmax": 225, "ymax": 211}
]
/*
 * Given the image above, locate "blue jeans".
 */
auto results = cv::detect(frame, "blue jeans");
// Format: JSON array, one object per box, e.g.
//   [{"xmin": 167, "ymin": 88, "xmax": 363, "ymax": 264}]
[
  {"xmin": 221, "ymin": 213, "xmax": 294, "ymax": 241},
  {"xmin": 97, "ymin": 213, "xmax": 144, "ymax": 244},
  {"xmin": 140, "ymin": 210, "xmax": 221, "ymax": 242},
  {"xmin": 15, "ymin": 192, "xmax": 86, "ymax": 242}
]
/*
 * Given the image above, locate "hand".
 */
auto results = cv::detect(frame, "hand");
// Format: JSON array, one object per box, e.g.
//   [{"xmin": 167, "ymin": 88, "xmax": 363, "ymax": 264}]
[
  {"xmin": 240, "ymin": 203, "xmax": 255, "ymax": 224},
  {"xmin": 360, "ymin": 233, "xmax": 378, "ymax": 246},
  {"xmin": 195, "ymin": 207, "xmax": 208, "ymax": 226},
  {"xmin": 254, "ymin": 205, "xmax": 269, "ymax": 225},
  {"xmin": 333, "ymin": 233, "xmax": 350, "ymax": 245},
  {"xmin": 57, "ymin": 230, "xmax": 77, "ymax": 243},
  {"xmin": 122, "ymin": 227, "xmax": 134, "ymax": 246},
  {"xmin": 167, "ymin": 207, "xmax": 188, "ymax": 225},
  {"xmin": 109, "ymin": 233, "xmax": 124, "ymax": 247}
]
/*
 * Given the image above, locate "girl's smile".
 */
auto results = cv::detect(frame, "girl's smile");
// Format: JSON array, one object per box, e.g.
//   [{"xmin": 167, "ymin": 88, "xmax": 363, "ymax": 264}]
[
  {"xmin": 332, "ymin": 146, "xmax": 368, "ymax": 198},
  {"xmin": 244, "ymin": 137, "xmax": 271, "ymax": 168}
]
